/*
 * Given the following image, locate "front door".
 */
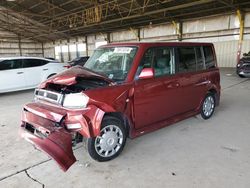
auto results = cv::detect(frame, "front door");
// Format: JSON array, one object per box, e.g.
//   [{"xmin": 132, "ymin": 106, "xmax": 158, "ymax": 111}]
[
  {"xmin": 133, "ymin": 46, "xmax": 182, "ymax": 129},
  {"xmin": 22, "ymin": 59, "xmax": 48, "ymax": 88},
  {"xmin": 0, "ymin": 59, "xmax": 26, "ymax": 92}
]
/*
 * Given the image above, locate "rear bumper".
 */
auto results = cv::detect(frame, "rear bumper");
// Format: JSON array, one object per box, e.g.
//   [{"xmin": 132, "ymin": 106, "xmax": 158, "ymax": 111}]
[{"xmin": 20, "ymin": 102, "xmax": 105, "ymax": 171}]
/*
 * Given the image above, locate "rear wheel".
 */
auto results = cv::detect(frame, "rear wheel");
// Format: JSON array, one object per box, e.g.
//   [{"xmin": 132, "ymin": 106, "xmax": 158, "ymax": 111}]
[
  {"xmin": 87, "ymin": 116, "xmax": 127, "ymax": 161},
  {"xmin": 200, "ymin": 93, "xmax": 215, "ymax": 120}
]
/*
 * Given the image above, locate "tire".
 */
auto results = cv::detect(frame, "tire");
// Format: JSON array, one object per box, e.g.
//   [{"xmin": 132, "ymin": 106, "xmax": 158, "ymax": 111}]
[
  {"xmin": 200, "ymin": 92, "xmax": 216, "ymax": 120},
  {"xmin": 238, "ymin": 74, "xmax": 245, "ymax": 78},
  {"xmin": 87, "ymin": 116, "xmax": 127, "ymax": 162}
]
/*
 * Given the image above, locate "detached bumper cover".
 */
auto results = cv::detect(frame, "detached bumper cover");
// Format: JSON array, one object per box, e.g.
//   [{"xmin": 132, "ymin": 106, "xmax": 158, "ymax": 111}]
[{"xmin": 20, "ymin": 109, "xmax": 76, "ymax": 171}]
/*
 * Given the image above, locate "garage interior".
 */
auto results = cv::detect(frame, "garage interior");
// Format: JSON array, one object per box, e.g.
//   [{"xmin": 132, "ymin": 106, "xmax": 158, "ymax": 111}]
[{"xmin": 0, "ymin": 0, "xmax": 250, "ymax": 187}]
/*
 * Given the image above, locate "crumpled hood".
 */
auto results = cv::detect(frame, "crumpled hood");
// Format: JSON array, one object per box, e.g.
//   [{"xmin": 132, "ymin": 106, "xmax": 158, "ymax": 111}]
[{"xmin": 40, "ymin": 66, "xmax": 114, "ymax": 87}]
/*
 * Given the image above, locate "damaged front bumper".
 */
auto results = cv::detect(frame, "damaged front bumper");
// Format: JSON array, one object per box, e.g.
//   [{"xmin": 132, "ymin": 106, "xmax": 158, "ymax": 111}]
[{"xmin": 20, "ymin": 102, "xmax": 105, "ymax": 171}]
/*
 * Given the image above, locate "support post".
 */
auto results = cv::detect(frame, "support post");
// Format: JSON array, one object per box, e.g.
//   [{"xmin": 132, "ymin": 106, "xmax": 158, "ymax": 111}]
[
  {"xmin": 18, "ymin": 35, "xmax": 22, "ymax": 56},
  {"xmin": 130, "ymin": 27, "xmax": 140, "ymax": 41},
  {"xmin": 53, "ymin": 41, "xmax": 56, "ymax": 59},
  {"xmin": 67, "ymin": 38, "xmax": 71, "ymax": 61},
  {"xmin": 137, "ymin": 28, "xmax": 141, "ymax": 41},
  {"xmin": 85, "ymin": 36, "xmax": 88, "ymax": 56},
  {"xmin": 41, "ymin": 42, "xmax": 44, "ymax": 57},
  {"xmin": 172, "ymin": 20, "xmax": 182, "ymax": 41},
  {"xmin": 76, "ymin": 37, "xmax": 79, "ymax": 58},
  {"xmin": 106, "ymin": 32, "xmax": 111, "ymax": 43},
  {"xmin": 237, "ymin": 9, "xmax": 245, "ymax": 64}
]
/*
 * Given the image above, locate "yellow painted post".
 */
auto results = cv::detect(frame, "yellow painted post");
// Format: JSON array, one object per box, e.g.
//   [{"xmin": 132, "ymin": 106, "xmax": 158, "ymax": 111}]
[
  {"xmin": 237, "ymin": 9, "xmax": 244, "ymax": 64},
  {"xmin": 130, "ymin": 27, "xmax": 140, "ymax": 41},
  {"xmin": 172, "ymin": 21, "xmax": 182, "ymax": 41}
]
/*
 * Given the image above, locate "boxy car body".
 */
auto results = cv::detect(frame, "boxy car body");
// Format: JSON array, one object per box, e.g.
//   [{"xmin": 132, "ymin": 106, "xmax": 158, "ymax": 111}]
[{"xmin": 20, "ymin": 42, "xmax": 221, "ymax": 171}]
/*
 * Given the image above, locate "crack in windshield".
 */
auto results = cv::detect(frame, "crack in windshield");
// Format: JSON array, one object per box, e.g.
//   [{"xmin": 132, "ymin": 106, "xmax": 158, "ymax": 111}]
[{"xmin": 84, "ymin": 46, "xmax": 138, "ymax": 82}]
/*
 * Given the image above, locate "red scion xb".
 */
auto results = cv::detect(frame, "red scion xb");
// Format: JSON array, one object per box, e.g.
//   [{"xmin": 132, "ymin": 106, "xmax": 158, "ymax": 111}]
[{"xmin": 20, "ymin": 42, "xmax": 221, "ymax": 171}]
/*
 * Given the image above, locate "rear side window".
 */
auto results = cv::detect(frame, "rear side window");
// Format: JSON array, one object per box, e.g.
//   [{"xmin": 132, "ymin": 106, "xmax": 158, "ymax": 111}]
[
  {"xmin": 23, "ymin": 59, "xmax": 48, "ymax": 68},
  {"xmin": 203, "ymin": 46, "xmax": 215, "ymax": 69},
  {"xmin": 177, "ymin": 47, "xmax": 196, "ymax": 73},
  {"xmin": 0, "ymin": 59, "xmax": 22, "ymax": 71}
]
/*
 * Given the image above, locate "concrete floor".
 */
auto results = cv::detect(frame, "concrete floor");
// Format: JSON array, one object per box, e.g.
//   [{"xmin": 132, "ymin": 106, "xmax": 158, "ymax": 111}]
[{"xmin": 0, "ymin": 68, "xmax": 250, "ymax": 188}]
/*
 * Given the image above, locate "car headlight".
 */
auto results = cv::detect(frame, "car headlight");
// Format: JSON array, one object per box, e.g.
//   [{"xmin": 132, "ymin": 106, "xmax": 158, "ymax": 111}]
[{"xmin": 63, "ymin": 93, "xmax": 89, "ymax": 109}]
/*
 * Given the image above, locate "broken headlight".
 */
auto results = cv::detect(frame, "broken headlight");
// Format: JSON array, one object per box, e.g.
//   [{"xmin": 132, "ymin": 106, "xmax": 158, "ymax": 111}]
[{"xmin": 63, "ymin": 93, "xmax": 89, "ymax": 109}]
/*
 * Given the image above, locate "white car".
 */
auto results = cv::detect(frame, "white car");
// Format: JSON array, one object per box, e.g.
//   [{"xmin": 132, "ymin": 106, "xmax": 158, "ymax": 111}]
[{"xmin": 0, "ymin": 57, "xmax": 68, "ymax": 93}]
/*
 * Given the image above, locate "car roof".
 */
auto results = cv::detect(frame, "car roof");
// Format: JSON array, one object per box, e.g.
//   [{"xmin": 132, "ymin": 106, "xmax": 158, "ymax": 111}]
[
  {"xmin": 102, "ymin": 41, "xmax": 214, "ymax": 47},
  {"xmin": 0, "ymin": 57, "xmax": 54, "ymax": 61}
]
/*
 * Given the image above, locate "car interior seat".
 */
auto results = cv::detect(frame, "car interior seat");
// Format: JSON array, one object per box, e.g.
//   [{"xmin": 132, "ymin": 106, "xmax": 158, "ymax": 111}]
[{"xmin": 154, "ymin": 56, "xmax": 170, "ymax": 76}]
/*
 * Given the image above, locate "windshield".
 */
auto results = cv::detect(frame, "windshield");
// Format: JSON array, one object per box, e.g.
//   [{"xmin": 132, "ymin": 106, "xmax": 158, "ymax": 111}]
[{"xmin": 84, "ymin": 46, "xmax": 137, "ymax": 82}]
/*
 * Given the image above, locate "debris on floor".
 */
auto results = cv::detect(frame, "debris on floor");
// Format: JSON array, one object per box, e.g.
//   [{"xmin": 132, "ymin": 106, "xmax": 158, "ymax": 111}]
[{"xmin": 221, "ymin": 146, "xmax": 239, "ymax": 153}]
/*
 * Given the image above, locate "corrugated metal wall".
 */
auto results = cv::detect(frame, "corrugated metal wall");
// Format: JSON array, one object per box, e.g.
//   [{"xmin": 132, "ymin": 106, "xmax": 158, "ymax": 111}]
[
  {"xmin": 1, "ymin": 11, "xmax": 250, "ymax": 66},
  {"xmin": 0, "ymin": 28, "xmax": 43, "ymax": 57},
  {"xmin": 12, "ymin": 12, "xmax": 245, "ymax": 66},
  {"xmin": 213, "ymin": 41, "xmax": 239, "ymax": 67},
  {"xmin": 47, "ymin": 12, "xmax": 250, "ymax": 66}
]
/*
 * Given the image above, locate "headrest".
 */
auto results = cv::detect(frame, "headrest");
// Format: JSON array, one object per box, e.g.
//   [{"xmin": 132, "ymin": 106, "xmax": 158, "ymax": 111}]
[{"xmin": 156, "ymin": 57, "xmax": 169, "ymax": 68}]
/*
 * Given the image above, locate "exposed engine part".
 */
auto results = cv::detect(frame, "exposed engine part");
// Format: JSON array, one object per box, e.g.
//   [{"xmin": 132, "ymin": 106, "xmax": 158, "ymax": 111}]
[
  {"xmin": 72, "ymin": 132, "xmax": 83, "ymax": 147},
  {"xmin": 46, "ymin": 77, "xmax": 109, "ymax": 94}
]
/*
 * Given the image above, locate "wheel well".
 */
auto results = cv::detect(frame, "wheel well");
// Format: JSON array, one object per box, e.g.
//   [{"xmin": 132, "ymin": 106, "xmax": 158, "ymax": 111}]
[
  {"xmin": 208, "ymin": 88, "xmax": 218, "ymax": 105},
  {"xmin": 47, "ymin": 73, "xmax": 56, "ymax": 79},
  {"xmin": 103, "ymin": 112, "xmax": 130, "ymax": 137},
  {"xmin": 208, "ymin": 88, "xmax": 216, "ymax": 95}
]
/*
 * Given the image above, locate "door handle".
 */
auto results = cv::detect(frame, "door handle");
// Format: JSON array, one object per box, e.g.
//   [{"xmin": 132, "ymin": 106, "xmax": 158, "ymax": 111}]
[
  {"xmin": 17, "ymin": 72, "xmax": 24, "ymax": 74},
  {"xmin": 195, "ymin": 79, "xmax": 210, "ymax": 86},
  {"xmin": 165, "ymin": 81, "xmax": 180, "ymax": 88},
  {"xmin": 43, "ymin": 68, "xmax": 48, "ymax": 71}
]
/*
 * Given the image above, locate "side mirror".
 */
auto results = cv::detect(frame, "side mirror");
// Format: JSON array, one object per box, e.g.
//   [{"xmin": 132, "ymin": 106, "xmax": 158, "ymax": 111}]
[{"xmin": 138, "ymin": 68, "xmax": 154, "ymax": 79}]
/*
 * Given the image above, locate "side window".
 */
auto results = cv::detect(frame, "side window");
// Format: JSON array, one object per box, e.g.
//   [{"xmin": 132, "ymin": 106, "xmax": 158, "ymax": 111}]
[
  {"xmin": 135, "ymin": 47, "xmax": 174, "ymax": 78},
  {"xmin": 135, "ymin": 48, "xmax": 154, "ymax": 79},
  {"xmin": 177, "ymin": 47, "xmax": 196, "ymax": 73},
  {"xmin": 195, "ymin": 47, "xmax": 205, "ymax": 71},
  {"xmin": 153, "ymin": 47, "xmax": 173, "ymax": 77},
  {"xmin": 0, "ymin": 59, "xmax": 22, "ymax": 71},
  {"xmin": 23, "ymin": 59, "xmax": 48, "ymax": 68},
  {"xmin": 203, "ymin": 46, "xmax": 215, "ymax": 69}
]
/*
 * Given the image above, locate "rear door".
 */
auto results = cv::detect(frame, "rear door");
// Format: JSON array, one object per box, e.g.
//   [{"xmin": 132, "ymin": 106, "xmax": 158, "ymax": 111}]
[
  {"xmin": 22, "ymin": 58, "xmax": 48, "ymax": 88},
  {"xmin": 175, "ymin": 46, "xmax": 207, "ymax": 111},
  {"xmin": 0, "ymin": 59, "xmax": 25, "ymax": 92},
  {"xmin": 134, "ymin": 46, "xmax": 183, "ymax": 129}
]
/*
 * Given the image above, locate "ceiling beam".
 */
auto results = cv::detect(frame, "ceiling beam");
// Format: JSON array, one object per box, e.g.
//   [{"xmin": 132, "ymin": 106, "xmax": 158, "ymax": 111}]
[
  {"xmin": 38, "ymin": 0, "xmax": 69, "ymax": 14},
  {"xmin": 217, "ymin": 0, "xmax": 236, "ymax": 9},
  {"xmin": 53, "ymin": 0, "xmax": 215, "ymax": 33}
]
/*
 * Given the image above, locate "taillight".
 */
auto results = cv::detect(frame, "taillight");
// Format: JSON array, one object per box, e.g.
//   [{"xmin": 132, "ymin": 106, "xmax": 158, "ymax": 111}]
[{"xmin": 64, "ymin": 65, "xmax": 71, "ymax": 69}]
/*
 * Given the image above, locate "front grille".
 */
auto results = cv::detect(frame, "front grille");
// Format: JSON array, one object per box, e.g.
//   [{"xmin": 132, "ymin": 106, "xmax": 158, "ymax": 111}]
[
  {"xmin": 35, "ymin": 89, "xmax": 63, "ymax": 105},
  {"xmin": 25, "ymin": 123, "xmax": 35, "ymax": 134},
  {"xmin": 24, "ymin": 122, "xmax": 49, "ymax": 139}
]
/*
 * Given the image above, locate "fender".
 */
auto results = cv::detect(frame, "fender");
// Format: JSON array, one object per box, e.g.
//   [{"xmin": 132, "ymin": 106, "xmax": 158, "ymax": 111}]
[{"xmin": 80, "ymin": 86, "xmax": 135, "ymax": 138}]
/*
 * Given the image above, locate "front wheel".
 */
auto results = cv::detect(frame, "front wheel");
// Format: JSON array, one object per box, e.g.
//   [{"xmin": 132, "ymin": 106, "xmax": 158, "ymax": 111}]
[
  {"xmin": 238, "ymin": 74, "xmax": 245, "ymax": 78},
  {"xmin": 200, "ymin": 93, "xmax": 215, "ymax": 120},
  {"xmin": 87, "ymin": 116, "xmax": 127, "ymax": 162}
]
